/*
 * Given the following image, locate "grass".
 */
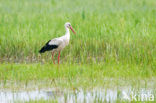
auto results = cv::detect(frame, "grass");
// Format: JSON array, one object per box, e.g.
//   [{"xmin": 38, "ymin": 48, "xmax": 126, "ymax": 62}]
[
  {"xmin": 0, "ymin": 63, "xmax": 155, "ymax": 89},
  {"xmin": 0, "ymin": 0, "xmax": 156, "ymax": 102},
  {"xmin": 0, "ymin": 0, "xmax": 155, "ymax": 64}
]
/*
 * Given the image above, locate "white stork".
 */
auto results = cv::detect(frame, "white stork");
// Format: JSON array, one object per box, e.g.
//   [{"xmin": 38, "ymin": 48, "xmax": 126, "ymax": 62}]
[{"xmin": 39, "ymin": 22, "xmax": 76, "ymax": 64}]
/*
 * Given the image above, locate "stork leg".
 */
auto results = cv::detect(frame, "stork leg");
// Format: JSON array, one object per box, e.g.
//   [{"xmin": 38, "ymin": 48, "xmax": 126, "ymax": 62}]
[
  {"xmin": 58, "ymin": 51, "xmax": 61, "ymax": 64},
  {"xmin": 51, "ymin": 52, "xmax": 55, "ymax": 64}
]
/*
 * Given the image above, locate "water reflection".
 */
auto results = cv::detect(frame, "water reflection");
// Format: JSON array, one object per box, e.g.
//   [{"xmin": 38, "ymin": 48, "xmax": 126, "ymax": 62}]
[{"xmin": 0, "ymin": 88, "xmax": 155, "ymax": 103}]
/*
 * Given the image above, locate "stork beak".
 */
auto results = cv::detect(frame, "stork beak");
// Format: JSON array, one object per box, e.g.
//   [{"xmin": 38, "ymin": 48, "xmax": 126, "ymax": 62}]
[{"xmin": 70, "ymin": 26, "xmax": 76, "ymax": 34}]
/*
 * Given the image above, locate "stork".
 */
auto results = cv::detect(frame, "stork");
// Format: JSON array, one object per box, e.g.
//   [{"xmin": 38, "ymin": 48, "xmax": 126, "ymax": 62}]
[{"xmin": 39, "ymin": 22, "xmax": 76, "ymax": 64}]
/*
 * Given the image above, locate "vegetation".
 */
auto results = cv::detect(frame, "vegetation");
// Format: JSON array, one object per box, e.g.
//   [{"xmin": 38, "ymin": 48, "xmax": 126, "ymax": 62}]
[
  {"xmin": 0, "ymin": 0, "xmax": 155, "ymax": 64},
  {"xmin": 0, "ymin": 0, "xmax": 155, "ymax": 102},
  {"xmin": 0, "ymin": 63, "xmax": 155, "ymax": 89}
]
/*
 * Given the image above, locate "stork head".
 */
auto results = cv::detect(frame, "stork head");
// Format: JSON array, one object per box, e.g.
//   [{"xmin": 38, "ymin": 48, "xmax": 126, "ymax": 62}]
[{"xmin": 65, "ymin": 22, "xmax": 76, "ymax": 34}]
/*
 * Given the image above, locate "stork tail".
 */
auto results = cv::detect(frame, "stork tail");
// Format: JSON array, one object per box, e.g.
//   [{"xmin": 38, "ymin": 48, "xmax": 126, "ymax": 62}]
[
  {"xmin": 39, "ymin": 46, "xmax": 46, "ymax": 53},
  {"xmin": 39, "ymin": 43, "xmax": 58, "ymax": 53}
]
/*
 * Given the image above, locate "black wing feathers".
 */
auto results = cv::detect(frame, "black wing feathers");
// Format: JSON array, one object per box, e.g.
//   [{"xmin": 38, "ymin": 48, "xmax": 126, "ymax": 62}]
[{"xmin": 39, "ymin": 40, "xmax": 58, "ymax": 53}]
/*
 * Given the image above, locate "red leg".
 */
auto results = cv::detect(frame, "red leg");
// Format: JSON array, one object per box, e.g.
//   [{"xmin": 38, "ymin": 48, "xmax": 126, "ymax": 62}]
[
  {"xmin": 58, "ymin": 51, "xmax": 61, "ymax": 64},
  {"xmin": 51, "ymin": 52, "xmax": 55, "ymax": 64}
]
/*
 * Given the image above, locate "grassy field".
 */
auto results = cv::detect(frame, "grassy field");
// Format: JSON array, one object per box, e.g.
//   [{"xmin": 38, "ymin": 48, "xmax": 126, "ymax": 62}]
[
  {"xmin": 0, "ymin": 0, "xmax": 156, "ymax": 102},
  {"xmin": 0, "ymin": 0, "xmax": 155, "ymax": 64},
  {"xmin": 0, "ymin": 63, "xmax": 155, "ymax": 89}
]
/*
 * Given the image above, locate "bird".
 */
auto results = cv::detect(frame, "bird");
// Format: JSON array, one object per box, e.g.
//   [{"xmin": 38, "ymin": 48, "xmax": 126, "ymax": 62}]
[{"xmin": 39, "ymin": 22, "xmax": 76, "ymax": 64}]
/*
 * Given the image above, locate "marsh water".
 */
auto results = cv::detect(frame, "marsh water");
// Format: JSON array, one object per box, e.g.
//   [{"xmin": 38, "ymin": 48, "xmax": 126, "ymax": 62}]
[{"xmin": 0, "ymin": 88, "xmax": 155, "ymax": 103}]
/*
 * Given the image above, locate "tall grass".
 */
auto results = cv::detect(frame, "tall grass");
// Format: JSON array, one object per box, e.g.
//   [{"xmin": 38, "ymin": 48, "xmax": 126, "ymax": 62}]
[{"xmin": 0, "ymin": 0, "xmax": 155, "ymax": 64}]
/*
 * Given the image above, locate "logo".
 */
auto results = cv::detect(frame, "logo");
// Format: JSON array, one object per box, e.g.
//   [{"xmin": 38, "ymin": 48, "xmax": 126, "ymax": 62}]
[{"xmin": 122, "ymin": 89, "xmax": 155, "ymax": 102}]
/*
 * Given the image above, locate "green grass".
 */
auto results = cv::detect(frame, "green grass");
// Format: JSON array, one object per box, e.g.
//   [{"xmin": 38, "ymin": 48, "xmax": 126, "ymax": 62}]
[
  {"xmin": 0, "ymin": 0, "xmax": 155, "ymax": 64},
  {"xmin": 0, "ymin": 63, "xmax": 155, "ymax": 89}
]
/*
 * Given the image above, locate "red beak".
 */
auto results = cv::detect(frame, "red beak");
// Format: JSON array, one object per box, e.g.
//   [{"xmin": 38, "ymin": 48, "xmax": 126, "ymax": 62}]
[{"xmin": 70, "ymin": 26, "xmax": 76, "ymax": 34}]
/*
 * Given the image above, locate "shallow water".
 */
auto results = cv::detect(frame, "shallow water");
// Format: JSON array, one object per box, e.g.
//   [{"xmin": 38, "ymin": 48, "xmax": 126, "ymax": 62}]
[{"xmin": 0, "ymin": 88, "xmax": 155, "ymax": 103}]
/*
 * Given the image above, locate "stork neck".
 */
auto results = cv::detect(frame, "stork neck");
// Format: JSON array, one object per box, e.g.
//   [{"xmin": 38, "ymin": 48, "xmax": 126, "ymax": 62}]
[
  {"xmin": 65, "ymin": 27, "xmax": 70, "ymax": 40},
  {"xmin": 65, "ymin": 27, "xmax": 70, "ymax": 35}
]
